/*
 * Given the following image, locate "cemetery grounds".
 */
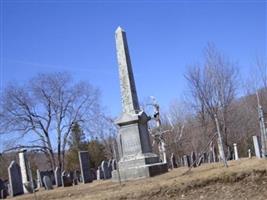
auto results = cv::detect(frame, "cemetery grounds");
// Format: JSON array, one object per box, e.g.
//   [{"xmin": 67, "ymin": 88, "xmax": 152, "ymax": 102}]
[{"xmin": 11, "ymin": 158, "xmax": 267, "ymax": 200}]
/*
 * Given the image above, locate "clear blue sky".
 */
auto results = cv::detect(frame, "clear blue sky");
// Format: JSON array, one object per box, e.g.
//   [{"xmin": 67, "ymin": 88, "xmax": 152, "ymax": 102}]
[{"xmin": 0, "ymin": 0, "xmax": 266, "ymax": 118}]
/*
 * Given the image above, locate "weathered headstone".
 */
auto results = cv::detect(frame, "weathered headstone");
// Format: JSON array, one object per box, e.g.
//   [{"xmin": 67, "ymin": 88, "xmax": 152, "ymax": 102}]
[
  {"xmin": 233, "ymin": 143, "xmax": 239, "ymax": 160},
  {"xmin": 101, "ymin": 161, "xmax": 110, "ymax": 180},
  {"xmin": 18, "ymin": 149, "xmax": 30, "ymax": 194},
  {"xmin": 73, "ymin": 170, "xmax": 79, "ymax": 185},
  {"xmin": 40, "ymin": 170, "xmax": 55, "ymax": 186},
  {"xmin": 253, "ymin": 135, "xmax": 261, "ymax": 158},
  {"xmin": 96, "ymin": 169, "xmax": 100, "ymax": 180},
  {"xmin": 43, "ymin": 176, "xmax": 53, "ymax": 190},
  {"xmin": 107, "ymin": 159, "xmax": 113, "ymax": 177},
  {"xmin": 36, "ymin": 169, "xmax": 42, "ymax": 188},
  {"xmin": 112, "ymin": 27, "xmax": 168, "ymax": 181},
  {"xmin": 170, "ymin": 153, "xmax": 178, "ymax": 169},
  {"xmin": 78, "ymin": 151, "xmax": 91, "ymax": 184},
  {"xmin": 61, "ymin": 171, "xmax": 72, "ymax": 187},
  {"xmin": 8, "ymin": 161, "xmax": 24, "ymax": 197},
  {"xmin": 248, "ymin": 149, "xmax": 252, "ymax": 159},
  {"xmin": 54, "ymin": 167, "xmax": 62, "ymax": 187},
  {"xmin": 111, "ymin": 159, "xmax": 117, "ymax": 171}
]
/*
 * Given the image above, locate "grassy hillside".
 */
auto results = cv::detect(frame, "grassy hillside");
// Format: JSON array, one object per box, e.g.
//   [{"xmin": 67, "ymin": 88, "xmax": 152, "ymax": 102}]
[{"xmin": 12, "ymin": 158, "xmax": 267, "ymax": 200}]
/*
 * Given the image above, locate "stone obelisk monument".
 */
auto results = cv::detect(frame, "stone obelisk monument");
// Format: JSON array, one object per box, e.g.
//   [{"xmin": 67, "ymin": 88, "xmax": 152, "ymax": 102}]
[{"xmin": 112, "ymin": 27, "xmax": 168, "ymax": 181}]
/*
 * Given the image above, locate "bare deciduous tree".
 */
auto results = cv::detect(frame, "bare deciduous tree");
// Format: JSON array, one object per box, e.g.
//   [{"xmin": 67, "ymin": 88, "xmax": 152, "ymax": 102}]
[
  {"xmin": 185, "ymin": 44, "xmax": 239, "ymax": 149},
  {"xmin": 0, "ymin": 72, "xmax": 102, "ymax": 170}
]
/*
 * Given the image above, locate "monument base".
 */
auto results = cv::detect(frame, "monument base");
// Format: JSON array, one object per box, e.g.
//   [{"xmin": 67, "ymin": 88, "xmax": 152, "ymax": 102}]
[{"xmin": 112, "ymin": 153, "xmax": 168, "ymax": 182}]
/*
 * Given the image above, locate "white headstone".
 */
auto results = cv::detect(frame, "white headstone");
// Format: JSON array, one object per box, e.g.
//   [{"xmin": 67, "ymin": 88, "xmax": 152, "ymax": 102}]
[
  {"xmin": 233, "ymin": 143, "xmax": 239, "ymax": 160},
  {"xmin": 18, "ymin": 150, "xmax": 30, "ymax": 194},
  {"xmin": 253, "ymin": 135, "xmax": 261, "ymax": 158},
  {"xmin": 248, "ymin": 149, "xmax": 252, "ymax": 159}
]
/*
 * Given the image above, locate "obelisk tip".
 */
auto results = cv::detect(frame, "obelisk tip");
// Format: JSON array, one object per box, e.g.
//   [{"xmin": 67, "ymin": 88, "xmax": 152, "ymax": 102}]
[{"xmin": 116, "ymin": 26, "xmax": 124, "ymax": 33}]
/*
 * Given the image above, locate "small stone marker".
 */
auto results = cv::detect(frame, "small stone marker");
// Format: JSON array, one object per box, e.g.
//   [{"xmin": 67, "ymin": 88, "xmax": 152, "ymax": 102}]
[
  {"xmin": 43, "ymin": 176, "xmax": 53, "ymax": 190},
  {"xmin": 8, "ymin": 161, "xmax": 24, "ymax": 197},
  {"xmin": 97, "ymin": 169, "xmax": 100, "ymax": 180},
  {"xmin": 73, "ymin": 170, "xmax": 79, "ymax": 185},
  {"xmin": 40, "ymin": 170, "xmax": 55, "ymax": 186},
  {"xmin": 61, "ymin": 171, "xmax": 73, "ymax": 187},
  {"xmin": 253, "ymin": 135, "xmax": 261, "ymax": 158},
  {"xmin": 111, "ymin": 159, "xmax": 117, "ymax": 171},
  {"xmin": 36, "ymin": 169, "xmax": 42, "ymax": 188},
  {"xmin": 101, "ymin": 161, "xmax": 110, "ymax": 179},
  {"xmin": 78, "ymin": 151, "xmax": 91, "ymax": 183},
  {"xmin": 233, "ymin": 143, "xmax": 239, "ymax": 160},
  {"xmin": 248, "ymin": 149, "xmax": 252, "ymax": 158},
  {"xmin": 54, "ymin": 167, "xmax": 62, "ymax": 187},
  {"xmin": 107, "ymin": 159, "xmax": 113, "ymax": 178}
]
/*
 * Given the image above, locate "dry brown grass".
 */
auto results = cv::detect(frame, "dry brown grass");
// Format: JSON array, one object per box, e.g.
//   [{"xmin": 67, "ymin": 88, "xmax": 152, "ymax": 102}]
[{"xmin": 11, "ymin": 158, "xmax": 267, "ymax": 200}]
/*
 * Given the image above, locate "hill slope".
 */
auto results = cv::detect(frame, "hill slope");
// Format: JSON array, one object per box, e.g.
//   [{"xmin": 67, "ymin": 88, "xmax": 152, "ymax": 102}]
[{"xmin": 13, "ymin": 158, "xmax": 267, "ymax": 200}]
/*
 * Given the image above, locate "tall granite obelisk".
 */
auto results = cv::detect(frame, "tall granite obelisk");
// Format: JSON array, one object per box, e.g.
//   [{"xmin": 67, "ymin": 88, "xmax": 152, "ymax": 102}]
[{"xmin": 112, "ymin": 27, "xmax": 168, "ymax": 181}]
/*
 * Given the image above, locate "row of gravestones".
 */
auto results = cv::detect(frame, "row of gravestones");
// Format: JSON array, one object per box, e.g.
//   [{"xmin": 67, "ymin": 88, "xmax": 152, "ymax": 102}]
[
  {"xmin": 0, "ymin": 151, "xmax": 112, "ymax": 198},
  {"xmin": 97, "ymin": 159, "xmax": 117, "ymax": 180},
  {"xmin": 170, "ymin": 151, "xmax": 220, "ymax": 169},
  {"xmin": 170, "ymin": 138, "xmax": 260, "ymax": 170}
]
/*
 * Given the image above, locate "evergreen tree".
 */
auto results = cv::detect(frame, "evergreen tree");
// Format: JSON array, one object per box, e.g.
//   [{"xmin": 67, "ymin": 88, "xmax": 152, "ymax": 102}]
[
  {"xmin": 65, "ymin": 122, "xmax": 87, "ymax": 171},
  {"xmin": 87, "ymin": 138, "xmax": 106, "ymax": 169}
]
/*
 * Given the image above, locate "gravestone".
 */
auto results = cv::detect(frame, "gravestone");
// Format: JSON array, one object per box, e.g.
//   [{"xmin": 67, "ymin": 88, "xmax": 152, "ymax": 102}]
[
  {"xmin": 0, "ymin": 179, "xmax": 8, "ymax": 199},
  {"xmin": 107, "ymin": 159, "xmax": 113, "ymax": 177},
  {"xmin": 40, "ymin": 170, "xmax": 55, "ymax": 186},
  {"xmin": 43, "ymin": 176, "xmax": 53, "ymax": 190},
  {"xmin": 78, "ymin": 151, "xmax": 91, "ymax": 183},
  {"xmin": 170, "ymin": 153, "xmax": 178, "ymax": 169},
  {"xmin": 101, "ymin": 161, "xmax": 110, "ymax": 180},
  {"xmin": 18, "ymin": 149, "xmax": 30, "ymax": 194},
  {"xmin": 96, "ymin": 169, "xmax": 100, "ymax": 180},
  {"xmin": 36, "ymin": 169, "xmax": 42, "ymax": 188},
  {"xmin": 112, "ymin": 27, "xmax": 168, "ymax": 181},
  {"xmin": 90, "ymin": 169, "xmax": 97, "ymax": 181},
  {"xmin": 111, "ymin": 159, "xmax": 117, "ymax": 171},
  {"xmin": 73, "ymin": 170, "xmax": 82, "ymax": 183},
  {"xmin": 98, "ymin": 166, "xmax": 104, "ymax": 180},
  {"xmin": 72, "ymin": 172, "xmax": 78, "ymax": 185},
  {"xmin": 190, "ymin": 152, "xmax": 197, "ymax": 167},
  {"xmin": 8, "ymin": 161, "xmax": 24, "ymax": 197},
  {"xmin": 61, "ymin": 171, "xmax": 72, "ymax": 187},
  {"xmin": 253, "ymin": 135, "xmax": 261, "ymax": 158},
  {"xmin": 248, "ymin": 149, "xmax": 252, "ymax": 158},
  {"xmin": 54, "ymin": 167, "xmax": 62, "ymax": 187},
  {"xmin": 233, "ymin": 143, "xmax": 239, "ymax": 160}
]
